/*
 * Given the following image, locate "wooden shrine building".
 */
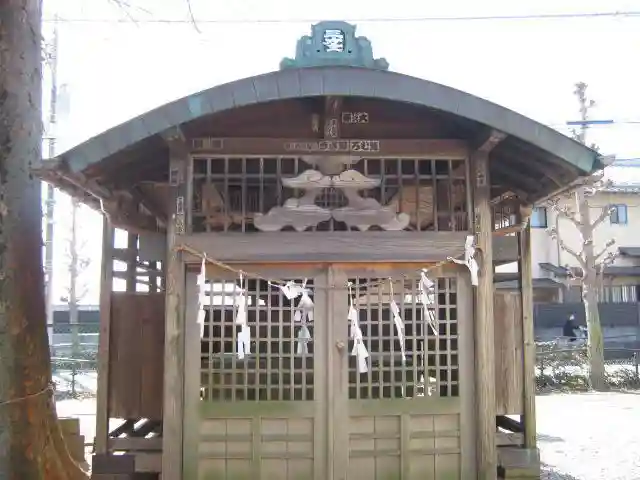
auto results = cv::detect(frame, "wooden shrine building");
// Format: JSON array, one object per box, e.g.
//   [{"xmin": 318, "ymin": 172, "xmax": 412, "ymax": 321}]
[{"xmin": 36, "ymin": 21, "xmax": 602, "ymax": 480}]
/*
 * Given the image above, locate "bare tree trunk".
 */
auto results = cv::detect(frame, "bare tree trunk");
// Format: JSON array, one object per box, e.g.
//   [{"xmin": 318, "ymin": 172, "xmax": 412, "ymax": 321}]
[
  {"xmin": 576, "ymin": 188, "xmax": 607, "ymax": 391},
  {"xmin": 581, "ymin": 279, "xmax": 606, "ymax": 389},
  {"xmin": 0, "ymin": 2, "xmax": 87, "ymax": 478}
]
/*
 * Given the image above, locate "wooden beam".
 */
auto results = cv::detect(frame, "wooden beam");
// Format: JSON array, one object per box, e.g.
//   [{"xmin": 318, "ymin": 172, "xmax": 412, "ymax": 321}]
[
  {"xmin": 492, "ymin": 160, "xmax": 541, "ymax": 193},
  {"xmin": 41, "ymin": 169, "xmax": 161, "ymax": 232},
  {"xmin": 190, "ymin": 137, "xmax": 468, "ymax": 158},
  {"xmin": 95, "ymin": 218, "xmax": 114, "ymax": 454},
  {"xmin": 475, "ymin": 129, "xmax": 507, "ymax": 154},
  {"xmin": 179, "ymin": 231, "xmax": 515, "ymax": 264},
  {"xmin": 109, "ymin": 437, "xmax": 163, "ymax": 451},
  {"xmin": 493, "ymin": 225, "xmax": 522, "ymax": 237},
  {"xmin": 129, "ymin": 186, "xmax": 168, "ymax": 226},
  {"xmin": 496, "ymin": 432, "xmax": 524, "ymax": 447},
  {"xmin": 161, "ymin": 139, "xmax": 188, "ymax": 479},
  {"xmin": 499, "ymin": 150, "xmax": 564, "ymax": 188},
  {"xmin": 472, "ymin": 150, "xmax": 498, "ymax": 479},
  {"xmin": 518, "ymin": 221, "xmax": 538, "ymax": 450}
]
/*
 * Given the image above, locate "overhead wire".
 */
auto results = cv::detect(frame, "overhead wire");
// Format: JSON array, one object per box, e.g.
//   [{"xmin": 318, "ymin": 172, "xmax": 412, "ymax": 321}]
[{"xmin": 43, "ymin": 10, "xmax": 640, "ymax": 25}]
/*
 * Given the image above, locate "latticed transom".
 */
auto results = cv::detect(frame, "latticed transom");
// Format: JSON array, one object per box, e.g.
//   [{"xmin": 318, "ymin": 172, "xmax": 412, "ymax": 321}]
[
  {"xmin": 200, "ymin": 277, "xmax": 315, "ymax": 402},
  {"xmin": 347, "ymin": 274, "xmax": 459, "ymax": 399},
  {"xmin": 191, "ymin": 156, "xmax": 468, "ymax": 233}
]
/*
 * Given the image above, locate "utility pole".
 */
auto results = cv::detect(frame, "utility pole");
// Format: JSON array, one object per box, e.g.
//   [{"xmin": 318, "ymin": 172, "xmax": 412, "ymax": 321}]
[{"xmin": 44, "ymin": 16, "xmax": 59, "ymax": 347}]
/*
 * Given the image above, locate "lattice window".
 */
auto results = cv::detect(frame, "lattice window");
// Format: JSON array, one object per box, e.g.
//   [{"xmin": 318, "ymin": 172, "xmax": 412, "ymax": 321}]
[
  {"xmin": 200, "ymin": 278, "xmax": 315, "ymax": 402},
  {"xmin": 347, "ymin": 275, "xmax": 459, "ymax": 399},
  {"xmin": 492, "ymin": 196, "xmax": 521, "ymax": 231},
  {"xmin": 191, "ymin": 157, "xmax": 468, "ymax": 233}
]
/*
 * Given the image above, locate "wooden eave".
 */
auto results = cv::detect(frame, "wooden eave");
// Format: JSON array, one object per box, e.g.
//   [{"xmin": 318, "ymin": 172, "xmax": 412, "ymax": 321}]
[{"xmin": 33, "ymin": 67, "xmax": 602, "ymax": 232}]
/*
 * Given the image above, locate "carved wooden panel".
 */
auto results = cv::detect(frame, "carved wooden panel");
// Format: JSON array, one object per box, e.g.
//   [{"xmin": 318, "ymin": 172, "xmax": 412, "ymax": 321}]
[{"xmin": 191, "ymin": 156, "xmax": 468, "ymax": 233}]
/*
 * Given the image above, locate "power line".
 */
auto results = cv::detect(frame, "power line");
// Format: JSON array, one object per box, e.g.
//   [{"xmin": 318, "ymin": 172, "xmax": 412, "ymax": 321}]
[
  {"xmin": 43, "ymin": 10, "xmax": 640, "ymax": 25},
  {"xmin": 550, "ymin": 120, "xmax": 640, "ymax": 129}
]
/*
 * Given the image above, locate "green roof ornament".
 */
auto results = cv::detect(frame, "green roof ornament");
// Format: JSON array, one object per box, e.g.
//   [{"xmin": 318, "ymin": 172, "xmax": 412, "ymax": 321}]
[{"xmin": 280, "ymin": 21, "xmax": 389, "ymax": 71}]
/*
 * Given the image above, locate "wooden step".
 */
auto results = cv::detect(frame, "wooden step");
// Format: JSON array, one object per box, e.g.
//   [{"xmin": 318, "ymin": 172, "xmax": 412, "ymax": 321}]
[{"xmin": 498, "ymin": 447, "xmax": 541, "ymax": 479}]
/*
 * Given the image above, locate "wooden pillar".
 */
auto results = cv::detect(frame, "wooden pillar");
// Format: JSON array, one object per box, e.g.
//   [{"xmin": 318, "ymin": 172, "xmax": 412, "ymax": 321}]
[
  {"xmin": 162, "ymin": 130, "xmax": 189, "ymax": 479},
  {"xmin": 518, "ymin": 222, "xmax": 537, "ymax": 449},
  {"xmin": 126, "ymin": 232, "xmax": 138, "ymax": 292},
  {"xmin": 472, "ymin": 150, "xmax": 497, "ymax": 479},
  {"xmin": 95, "ymin": 217, "xmax": 114, "ymax": 454}
]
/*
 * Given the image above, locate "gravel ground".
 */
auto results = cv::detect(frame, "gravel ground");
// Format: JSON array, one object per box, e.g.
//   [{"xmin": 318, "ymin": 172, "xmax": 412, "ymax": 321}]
[
  {"xmin": 57, "ymin": 391, "xmax": 640, "ymax": 478},
  {"xmin": 537, "ymin": 392, "xmax": 640, "ymax": 480}
]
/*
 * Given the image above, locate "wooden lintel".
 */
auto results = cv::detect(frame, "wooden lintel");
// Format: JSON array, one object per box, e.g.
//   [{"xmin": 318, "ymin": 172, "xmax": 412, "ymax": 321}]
[
  {"xmin": 112, "ymin": 248, "xmax": 162, "ymax": 272},
  {"xmin": 475, "ymin": 129, "xmax": 507, "ymax": 154},
  {"xmin": 113, "ymin": 270, "xmax": 152, "ymax": 285},
  {"xmin": 178, "ymin": 231, "xmax": 515, "ymax": 264},
  {"xmin": 493, "ymin": 225, "xmax": 522, "ymax": 237},
  {"xmin": 109, "ymin": 437, "xmax": 163, "ymax": 451},
  {"xmin": 190, "ymin": 137, "xmax": 469, "ymax": 159}
]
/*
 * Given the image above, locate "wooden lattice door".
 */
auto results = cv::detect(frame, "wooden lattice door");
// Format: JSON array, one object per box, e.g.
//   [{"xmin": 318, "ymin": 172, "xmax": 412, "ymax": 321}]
[
  {"xmin": 194, "ymin": 265, "xmax": 332, "ymax": 480},
  {"xmin": 191, "ymin": 265, "xmax": 474, "ymax": 479},
  {"xmin": 329, "ymin": 266, "xmax": 475, "ymax": 480}
]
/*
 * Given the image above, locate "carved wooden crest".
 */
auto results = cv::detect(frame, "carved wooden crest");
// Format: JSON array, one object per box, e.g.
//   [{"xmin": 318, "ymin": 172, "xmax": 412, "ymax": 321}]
[{"xmin": 254, "ymin": 169, "xmax": 410, "ymax": 232}]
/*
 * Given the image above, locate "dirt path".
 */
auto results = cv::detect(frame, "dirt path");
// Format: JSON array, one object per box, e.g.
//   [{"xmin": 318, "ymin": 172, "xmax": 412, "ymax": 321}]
[
  {"xmin": 57, "ymin": 392, "xmax": 640, "ymax": 478},
  {"xmin": 537, "ymin": 392, "xmax": 640, "ymax": 480}
]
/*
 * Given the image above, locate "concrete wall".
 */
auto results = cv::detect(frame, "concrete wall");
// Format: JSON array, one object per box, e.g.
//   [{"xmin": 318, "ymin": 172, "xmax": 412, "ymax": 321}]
[{"xmin": 534, "ymin": 302, "xmax": 640, "ymax": 355}]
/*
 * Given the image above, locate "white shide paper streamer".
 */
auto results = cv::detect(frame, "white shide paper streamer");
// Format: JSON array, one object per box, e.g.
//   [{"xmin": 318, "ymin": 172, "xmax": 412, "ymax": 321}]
[
  {"xmin": 449, "ymin": 235, "xmax": 479, "ymax": 286},
  {"xmin": 419, "ymin": 270, "xmax": 439, "ymax": 335},
  {"xmin": 388, "ymin": 280, "xmax": 407, "ymax": 365},
  {"xmin": 197, "ymin": 258, "xmax": 207, "ymax": 338},
  {"xmin": 349, "ymin": 294, "xmax": 369, "ymax": 374},
  {"xmin": 276, "ymin": 280, "xmax": 315, "ymax": 355},
  {"xmin": 234, "ymin": 274, "xmax": 251, "ymax": 360}
]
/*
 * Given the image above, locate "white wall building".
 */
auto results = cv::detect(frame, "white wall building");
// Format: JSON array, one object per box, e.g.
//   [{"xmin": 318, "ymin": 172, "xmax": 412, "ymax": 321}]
[{"xmin": 498, "ymin": 180, "xmax": 640, "ymax": 305}]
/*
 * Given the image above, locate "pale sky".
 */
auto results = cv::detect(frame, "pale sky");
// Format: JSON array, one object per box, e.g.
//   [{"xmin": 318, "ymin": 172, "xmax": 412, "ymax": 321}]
[{"xmin": 41, "ymin": 0, "xmax": 640, "ymax": 303}]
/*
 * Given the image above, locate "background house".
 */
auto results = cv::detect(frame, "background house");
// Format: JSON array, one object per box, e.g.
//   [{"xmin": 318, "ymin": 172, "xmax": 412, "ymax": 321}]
[{"xmin": 497, "ymin": 178, "xmax": 640, "ymax": 354}]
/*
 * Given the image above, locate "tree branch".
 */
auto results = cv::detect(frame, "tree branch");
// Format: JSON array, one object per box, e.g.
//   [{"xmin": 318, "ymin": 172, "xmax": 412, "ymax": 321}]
[
  {"xmin": 594, "ymin": 239, "xmax": 616, "ymax": 262},
  {"xmin": 185, "ymin": 0, "xmax": 201, "ymax": 33},
  {"xmin": 588, "ymin": 204, "xmax": 614, "ymax": 233},
  {"xmin": 547, "ymin": 199, "xmax": 581, "ymax": 228},
  {"xmin": 557, "ymin": 238, "xmax": 587, "ymax": 270},
  {"xmin": 595, "ymin": 250, "xmax": 618, "ymax": 271},
  {"xmin": 107, "ymin": 0, "xmax": 140, "ymax": 25}
]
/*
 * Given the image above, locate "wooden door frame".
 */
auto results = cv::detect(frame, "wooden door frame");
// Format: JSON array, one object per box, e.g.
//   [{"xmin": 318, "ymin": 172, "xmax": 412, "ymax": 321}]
[
  {"xmin": 179, "ymin": 262, "xmax": 476, "ymax": 479},
  {"xmin": 181, "ymin": 263, "xmax": 332, "ymax": 480}
]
